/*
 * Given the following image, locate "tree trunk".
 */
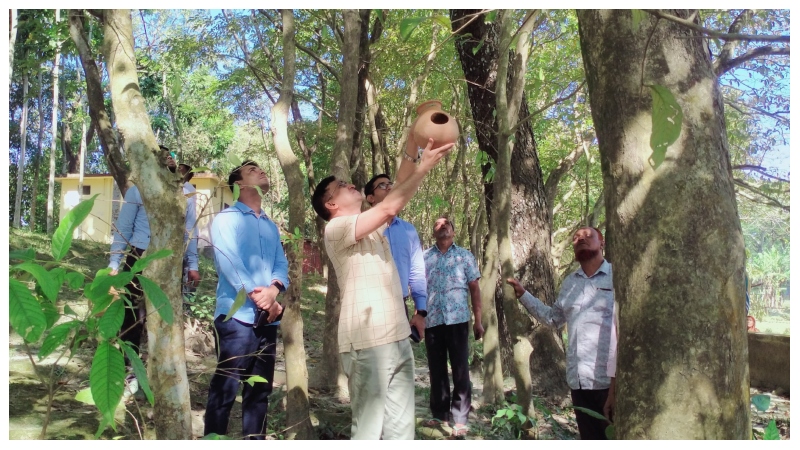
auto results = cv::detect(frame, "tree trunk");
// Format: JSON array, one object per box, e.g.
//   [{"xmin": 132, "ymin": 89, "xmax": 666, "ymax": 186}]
[
  {"xmin": 270, "ymin": 9, "xmax": 315, "ymax": 439},
  {"xmin": 577, "ymin": 9, "xmax": 749, "ymax": 439},
  {"xmin": 451, "ymin": 9, "xmax": 570, "ymax": 404},
  {"xmin": 101, "ymin": 9, "xmax": 192, "ymax": 439},
  {"xmin": 30, "ymin": 69, "xmax": 45, "ymax": 231},
  {"xmin": 9, "ymin": 9, "xmax": 18, "ymax": 88},
  {"xmin": 69, "ymin": 9, "xmax": 129, "ymax": 195},
  {"xmin": 13, "ymin": 72, "xmax": 29, "ymax": 228},
  {"xmin": 47, "ymin": 16, "xmax": 60, "ymax": 234},
  {"xmin": 349, "ymin": 9, "xmax": 371, "ymax": 189}
]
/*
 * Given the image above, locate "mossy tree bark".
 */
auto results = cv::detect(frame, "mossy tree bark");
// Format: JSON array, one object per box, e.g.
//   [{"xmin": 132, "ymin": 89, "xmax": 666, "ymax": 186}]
[
  {"xmin": 577, "ymin": 9, "xmax": 749, "ymax": 439},
  {"xmin": 102, "ymin": 9, "xmax": 192, "ymax": 439}
]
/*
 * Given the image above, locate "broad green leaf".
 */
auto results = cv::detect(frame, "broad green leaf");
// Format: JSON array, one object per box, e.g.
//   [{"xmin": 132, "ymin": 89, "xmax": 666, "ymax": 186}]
[
  {"xmin": 224, "ymin": 288, "xmax": 248, "ymax": 322},
  {"xmin": 88, "ymin": 270, "xmax": 134, "ymax": 302},
  {"xmin": 399, "ymin": 17, "xmax": 425, "ymax": 41},
  {"xmin": 41, "ymin": 299, "xmax": 60, "ymax": 330},
  {"xmin": 494, "ymin": 409, "xmax": 506, "ymax": 418},
  {"xmin": 631, "ymin": 9, "xmax": 646, "ymax": 32},
  {"xmin": 751, "ymin": 394, "xmax": 771, "ymax": 412},
  {"xmin": 605, "ymin": 424, "xmax": 615, "ymax": 439},
  {"xmin": 649, "ymin": 84, "xmax": 683, "ymax": 169},
  {"xmin": 65, "ymin": 271, "xmax": 85, "ymax": 289},
  {"xmin": 90, "ymin": 293, "xmax": 115, "ymax": 317},
  {"xmin": 505, "ymin": 409, "xmax": 515, "ymax": 419},
  {"xmin": 190, "ymin": 166, "xmax": 210, "ymax": 173},
  {"xmin": 75, "ymin": 387, "xmax": 95, "ymax": 405},
  {"xmin": 12, "ymin": 262, "xmax": 60, "ymax": 301},
  {"xmin": 90, "ymin": 341, "xmax": 126, "ymax": 429},
  {"xmin": 130, "ymin": 248, "xmax": 173, "ymax": 274},
  {"xmin": 572, "ymin": 406, "xmax": 607, "ymax": 421},
  {"xmin": 64, "ymin": 304, "xmax": 77, "ymax": 316},
  {"xmin": 202, "ymin": 433, "xmax": 233, "ymax": 440},
  {"xmin": 227, "ymin": 153, "xmax": 242, "ymax": 168},
  {"xmin": 50, "ymin": 267, "xmax": 66, "ymax": 292},
  {"xmin": 764, "ymin": 419, "xmax": 780, "ymax": 440},
  {"xmin": 232, "ymin": 183, "xmax": 240, "ymax": 203},
  {"xmin": 121, "ymin": 342, "xmax": 154, "ymax": 406},
  {"xmin": 98, "ymin": 299, "xmax": 125, "ymax": 340},
  {"xmin": 516, "ymin": 411, "xmax": 526, "ymax": 423},
  {"xmin": 9, "ymin": 278, "xmax": 46, "ymax": 343},
  {"xmin": 39, "ymin": 321, "xmax": 81, "ymax": 359},
  {"xmin": 472, "ymin": 38, "xmax": 485, "ymax": 55},
  {"xmin": 9, "ymin": 247, "xmax": 35, "ymax": 262},
  {"xmin": 255, "ymin": 185, "xmax": 263, "ymax": 199},
  {"xmin": 245, "ymin": 375, "xmax": 268, "ymax": 387},
  {"xmin": 137, "ymin": 275, "xmax": 173, "ymax": 324},
  {"xmin": 433, "ymin": 15, "xmax": 450, "ymax": 29},
  {"xmin": 51, "ymin": 194, "xmax": 99, "ymax": 261},
  {"xmin": 485, "ymin": 10, "xmax": 498, "ymax": 23}
]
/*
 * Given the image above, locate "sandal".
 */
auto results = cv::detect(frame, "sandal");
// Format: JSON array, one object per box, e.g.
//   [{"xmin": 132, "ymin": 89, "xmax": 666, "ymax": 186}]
[
  {"xmin": 451, "ymin": 424, "xmax": 469, "ymax": 437},
  {"xmin": 422, "ymin": 418, "xmax": 449, "ymax": 428}
]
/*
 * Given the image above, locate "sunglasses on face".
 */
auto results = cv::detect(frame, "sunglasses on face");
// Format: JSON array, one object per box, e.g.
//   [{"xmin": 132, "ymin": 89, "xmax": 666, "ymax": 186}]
[
  {"xmin": 375, "ymin": 181, "xmax": 394, "ymax": 191},
  {"xmin": 326, "ymin": 180, "xmax": 349, "ymax": 202}
]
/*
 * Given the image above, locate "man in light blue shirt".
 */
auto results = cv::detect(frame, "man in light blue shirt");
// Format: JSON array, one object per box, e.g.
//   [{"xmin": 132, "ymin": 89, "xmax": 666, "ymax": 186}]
[
  {"xmin": 109, "ymin": 146, "xmax": 199, "ymax": 363},
  {"xmin": 507, "ymin": 226, "xmax": 616, "ymax": 440},
  {"xmin": 204, "ymin": 161, "xmax": 289, "ymax": 440},
  {"xmin": 364, "ymin": 174, "xmax": 428, "ymax": 329}
]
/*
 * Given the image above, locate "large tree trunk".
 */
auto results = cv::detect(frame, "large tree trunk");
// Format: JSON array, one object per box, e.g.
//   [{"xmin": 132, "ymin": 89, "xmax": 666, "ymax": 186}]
[
  {"xmin": 9, "ymin": 9, "xmax": 18, "ymax": 88},
  {"xmin": 319, "ymin": 9, "xmax": 363, "ymax": 396},
  {"xmin": 270, "ymin": 9, "xmax": 315, "ymax": 439},
  {"xmin": 69, "ymin": 9, "xmax": 129, "ymax": 195},
  {"xmin": 451, "ymin": 9, "xmax": 570, "ymax": 404},
  {"xmin": 47, "ymin": 12, "xmax": 60, "ymax": 234},
  {"xmin": 101, "ymin": 9, "xmax": 192, "ymax": 439},
  {"xmin": 577, "ymin": 9, "xmax": 749, "ymax": 439},
  {"xmin": 30, "ymin": 69, "xmax": 45, "ymax": 231},
  {"xmin": 349, "ymin": 9, "xmax": 371, "ymax": 189},
  {"xmin": 13, "ymin": 72, "xmax": 29, "ymax": 228}
]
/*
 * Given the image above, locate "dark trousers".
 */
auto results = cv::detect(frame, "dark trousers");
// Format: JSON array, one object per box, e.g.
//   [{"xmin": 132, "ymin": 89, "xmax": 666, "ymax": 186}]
[
  {"xmin": 204, "ymin": 316, "xmax": 278, "ymax": 440},
  {"xmin": 425, "ymin": 322, "xmax": 471, "ymax": 425},
  {"xmin": 119, "ymin": 247, "xmax": 146, "ymax": 360},
  {"xmin": 571, "ymin": 388, "xmax": 610, "ymax": 440}
]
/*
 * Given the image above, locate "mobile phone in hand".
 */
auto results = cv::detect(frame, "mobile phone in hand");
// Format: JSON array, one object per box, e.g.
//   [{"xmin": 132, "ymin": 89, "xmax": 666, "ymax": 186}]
[{"xmin": 410, "ymin": 325, "xmax": 421, "ymax": 343}]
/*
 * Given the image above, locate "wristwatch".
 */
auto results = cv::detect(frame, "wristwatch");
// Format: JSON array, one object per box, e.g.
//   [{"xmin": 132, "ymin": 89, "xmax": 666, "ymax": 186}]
[
  {"xmin": 415, "ymin": 310, "xmax": 427, "ymax": 318},
  {"xmin": 271, "ymin": 281, "xmax": 285, "ymax": 292}
]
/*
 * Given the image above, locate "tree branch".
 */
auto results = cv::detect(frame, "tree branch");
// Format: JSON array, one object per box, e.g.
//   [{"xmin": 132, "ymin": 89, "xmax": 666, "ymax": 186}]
[
  {"xmin": 642, "ymin": 9, "xmax": 790, "ymax": 43},
  {"xmin": 732, "ymin": 165, "xmax": 790, "ymax": 183},
  {"xmin": 715, "ymin": 45, "xmax": 789, "ymax": 76},
  {"xmin": 510, "ymin": 80, "xmax": 585, "ymax": 135},
  {"xmin": 724, "ymin": 98, "xmax": 790, "ymax": 125},
  {"xmin": 295, "ymin": 40, "xmax": 341, "ymax": 83},
  {"xmin": 734, "ymin": 178, "xmax": 790, "ymax": 211}
]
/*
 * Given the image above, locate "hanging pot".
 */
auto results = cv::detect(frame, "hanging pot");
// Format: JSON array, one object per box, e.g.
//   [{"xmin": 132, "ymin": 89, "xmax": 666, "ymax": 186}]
[{"xmin": 411, "ymin": 100, "xmax": 459, "ymax": 149}]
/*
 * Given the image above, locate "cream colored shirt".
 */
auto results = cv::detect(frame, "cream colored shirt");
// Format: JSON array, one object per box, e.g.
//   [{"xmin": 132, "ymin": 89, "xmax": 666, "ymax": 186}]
[{"xmin": 325, "ymin": 214, "xmax": 411, "ymax": 353}]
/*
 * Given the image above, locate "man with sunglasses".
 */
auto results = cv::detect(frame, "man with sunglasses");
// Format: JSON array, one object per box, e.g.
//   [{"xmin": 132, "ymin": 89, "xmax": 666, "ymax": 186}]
[
  {"xmin": 311, "ymin": 138, "xmax": 454, "ymax": 439},
  {"xmin": 364, "ymin": 174, "xmax": 428, "ymax": 341}
]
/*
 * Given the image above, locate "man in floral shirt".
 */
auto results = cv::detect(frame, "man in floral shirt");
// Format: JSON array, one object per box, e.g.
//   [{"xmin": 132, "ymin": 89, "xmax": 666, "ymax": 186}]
[{"xmin": 422, "ymin": 216, "xmax": 483, "ymax": 437}]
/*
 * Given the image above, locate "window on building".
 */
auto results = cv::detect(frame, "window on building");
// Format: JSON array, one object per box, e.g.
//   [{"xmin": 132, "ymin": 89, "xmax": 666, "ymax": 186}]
[{"xmin": 82, "ymin": 186, "xmax": 91, "ymax": 195}]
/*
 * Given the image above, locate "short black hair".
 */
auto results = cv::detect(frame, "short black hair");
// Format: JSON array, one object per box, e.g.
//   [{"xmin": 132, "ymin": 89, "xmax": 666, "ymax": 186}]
[
  {"xmin": 364, "ymin": 173, "xmax": 390, "ymax": 200},
  {"xmin": 436, "ymin": 215, "xmax": 455, "ymax": 233},
  {"xmin": 312, "ymin": 175, "xmax": 337, "ymax": 221},
  {"xmin": 228, "ymin": 160, "xmax": 258, "ymax": 193},
  {"xmin": 179, "ymin": 163, "xmax": 194, "ymax": 182}
]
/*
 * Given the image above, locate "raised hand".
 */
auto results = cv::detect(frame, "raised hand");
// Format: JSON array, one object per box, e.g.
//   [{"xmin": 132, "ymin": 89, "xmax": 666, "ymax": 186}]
[
  {"xmin": 505, "ymin": 278, "xmax": 526, "ymax": 299},
  {"xmin": 419, "ymin": 138, "xmax": 455, "ymax": 170}
]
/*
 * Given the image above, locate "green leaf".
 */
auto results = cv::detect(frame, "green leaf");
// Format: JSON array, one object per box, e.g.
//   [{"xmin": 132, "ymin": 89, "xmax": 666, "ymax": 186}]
[
  {"xmin": 41, "ymin": 299, "xmax": 60, "ymax": 330},
  {"xmin": 399, "ymin": 17, "xmax": 425, "ymax": 41},
  {"xmin": 631, "ymin": 9, "xmax": 646, "ymax": 32},
  {"xmin": 75, "ymin": 387, "xmax": 95, "ymax": 405},
  {"xmin": 485, "ymin": 10, "xmax": 498, "ymax": 23},
  {"xmin": 9, "ymin": 278, "xmax": 47, "ymax": 343},
  {"xmin": 232, "ymin": 183, "xmax": 240, "ymax": 203},
  {"xmin": 245, "ymin": 375, "xmax": 268, "ymax": 387},
  {"xmin": 472, "ymin": 38, "xmax": 485, "ymax": 55},
  {"xmin": 224, "ymin": 288, "xmax": 248, "ymax": 322},
  {"xmin": 98, "ymin": 299, "xmax": 125, "ymax": 340},
  {"xmin": 648, "ymin": 84, "xmax": 683, "ymax": 169},
  {"xmin": 538, "ymin": 67, "xmax": 545, "ymax": 82},
  {"xmin": 572, "ymin": 406, "xmax": 607, "ymax": 421},
  {"xmin": 39, "ymin": 321, "xmax": 81, "ymax": 360},
  {"xmin": 64, "ymin": 304, "xmax": 77, "ymax": 316},
  {"xmin": 494, "ymin": 409, "xmax": 506, "ymax": 418},
  {"xmin": 90, "ymin": 341, "xmax": 126, "ymax": 429},
  {"xmin": 605, "ymin": 424, "xmax": 615, "ymax": 439},
  {"xmin": 433, "ymin": 15, "xmax": 450, "ymax": 29},
  {"xmin": 505, "ymin": 409, "xmax": 515, "ymax": 419},
  {"xmin": 65, "ymin": 271, "xmax": 85, "ymax": 289},
  {"xmin": 190, "ymin": 166, "xmax": 210, "ymax": 173},
  {"xmin": 227, "ymin": 153, "xmax": 242, "ymax": 168},
  {"xmin": 130, "ymin": 248, "xmax": 173, "ymax": 274},
  {"xmin": 764, "ymin": 419, "xmax": 780, "ymax": 440},
  {"xmin": 121, "ymin": 342, "xmax": 154, "ymax": 406},
  {"xmin": 9, "ymin": 247, "xmax": 35, "ymax": 262},
  {"xmin": 201, "ymin": 433, "xmax": 233, "ymax": 440},
  {"xmin": 88, "ymin": 271, "xmax": 134, "ymax": 303},
  {"xmin": 51, "ymin": 194, "xmax": 99, "ymax": 261},
  {"xmin": 751, "ymin": 394, "xmax": 771, "ymax": 412},
  {"xmin": 255, "ymin": 185, "xmax": 264, "ymax": 199},
  {"xmin": 136, "ymin": 275, "xmax": 174, "ymax": 325},
  {"xmin": 12, "ymin": 262, "xmax": 60, "ymax": 301}
]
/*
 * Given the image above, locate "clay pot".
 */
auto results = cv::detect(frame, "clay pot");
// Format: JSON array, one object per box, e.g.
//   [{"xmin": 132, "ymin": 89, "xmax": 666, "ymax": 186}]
[{"xmin": 411, "ymin": 100, "xmax": 459, "ymax": 149}]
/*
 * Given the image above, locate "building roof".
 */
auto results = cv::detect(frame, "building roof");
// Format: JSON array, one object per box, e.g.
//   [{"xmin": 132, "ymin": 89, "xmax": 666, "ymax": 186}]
[{"xmin": 55, "ymin": 172, "xmax": 223, "ymax": 182}]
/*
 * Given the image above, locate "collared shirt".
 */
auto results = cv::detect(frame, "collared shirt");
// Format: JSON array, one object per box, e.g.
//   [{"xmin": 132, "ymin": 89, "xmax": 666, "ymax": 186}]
[
  {"xmin": 519, "ymin": 259, "xmax": 616, "ymax": 390},
  {"xmin": 383, "ymin": 216, "xmax": 427, "ymax": 311},
  {"xmin": 211, "ymin": 202, "xmax": 290, "ymax": 324},
  {"xmin": 325, "ymin": 214, "xmax": 411, "ymax": 353},
  {"xmin": 108, "ymin": 184, "xmax": 200, "ymax": 271},
  {"xmin": 423, "ymin": 243, "xmax": 480, "ymax": 328}
]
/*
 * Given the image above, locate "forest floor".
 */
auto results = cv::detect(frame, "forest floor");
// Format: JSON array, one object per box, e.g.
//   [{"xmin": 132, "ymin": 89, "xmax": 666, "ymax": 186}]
[{"xmin": 6, "ymin": 229, "xmax": 790, "ymax": 440}]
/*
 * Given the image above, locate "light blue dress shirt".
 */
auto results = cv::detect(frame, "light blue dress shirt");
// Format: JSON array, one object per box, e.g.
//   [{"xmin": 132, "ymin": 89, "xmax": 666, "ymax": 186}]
[
  {"xmin": 211, "ymin": 202, "xmax": 290, "ymax": 325},
  {"xmin": 383, "ymin": 216, "xmax": 428, "ymax": 311},
  {"xmin": 108, "ymin": 184, "xmax": 199, "ymax": 272},
  {"xmin": 519, "ymin": 259, "xmax": 616, "ymax": 390}
]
